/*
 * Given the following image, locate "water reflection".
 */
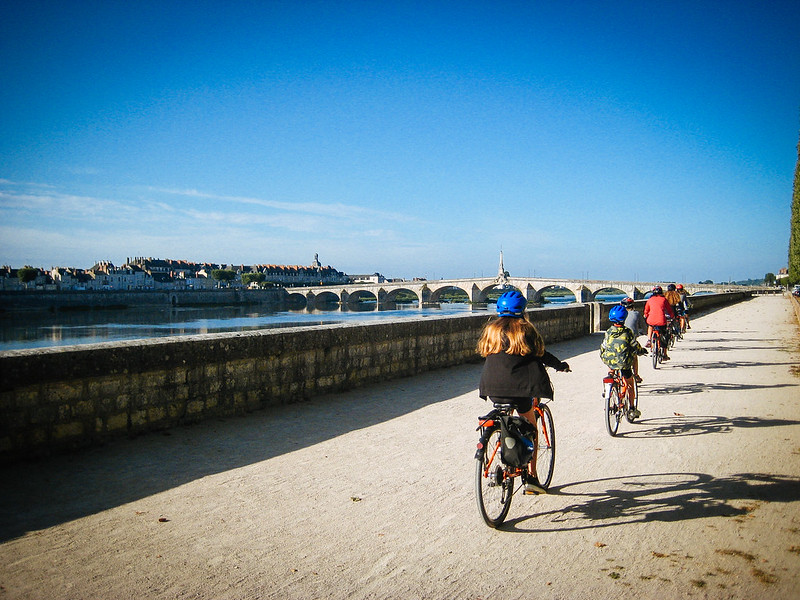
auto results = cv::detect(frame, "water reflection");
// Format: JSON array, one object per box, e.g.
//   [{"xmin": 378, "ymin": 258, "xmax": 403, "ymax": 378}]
[
  {"xmin": 0, "ymin": 302, "xmax": 478, "ymax": 351},
  {"xmin": 1, "ymin": 295, "xmax": 626, "ymax": 351}
]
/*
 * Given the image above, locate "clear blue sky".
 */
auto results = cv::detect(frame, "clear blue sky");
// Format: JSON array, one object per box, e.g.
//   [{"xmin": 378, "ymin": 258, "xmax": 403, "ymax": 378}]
[{"xmin": 1, "ymin": 0, "xmax": 798, "ymax": 284}]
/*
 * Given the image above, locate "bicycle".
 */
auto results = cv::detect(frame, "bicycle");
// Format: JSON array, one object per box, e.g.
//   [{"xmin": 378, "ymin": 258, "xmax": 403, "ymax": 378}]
[
  {"xmin": 474, "ymin": 398, "xmax": 556, "ymax": 528},
  {"xmin": 603, "ymin": 369, "xmax": 639, "ymax": 436},
  {"xmin": 668, "ymin": 317, "xmax": 682, "ymax": 347},
  {"xmin": 650, "ymin": 326, "xmax": 667, "ymax": 368}
]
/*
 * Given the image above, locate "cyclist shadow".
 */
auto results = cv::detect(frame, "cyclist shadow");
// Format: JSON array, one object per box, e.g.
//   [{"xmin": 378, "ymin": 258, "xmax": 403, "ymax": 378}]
[
  {"xmin": 603, "ymin": 415, "xmax": 800, "ymax": 438},
  {"xmin": 501, "ymin": 472, "xmax": 800, "ymax": 533},
  {"xmin": 643, "ymin": 381, "xmax": 796, "ymax": 395}
]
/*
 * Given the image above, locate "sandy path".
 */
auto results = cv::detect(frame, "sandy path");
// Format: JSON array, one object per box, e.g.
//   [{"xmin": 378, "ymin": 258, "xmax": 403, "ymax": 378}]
[{"xmin": 1, "ymin": 295, "xmax": 799, "ymax": 600}]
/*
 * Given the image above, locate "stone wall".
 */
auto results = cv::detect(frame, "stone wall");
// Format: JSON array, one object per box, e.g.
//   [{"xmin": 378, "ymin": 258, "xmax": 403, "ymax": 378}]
[
  {"xmin": 0, "ymin": 292, "xmax": 751, "ymax": 463},
  {"xmin": 592, "ymin": 291, "xmax": 753, "ymax": 331},
  {"xmin": 0, "ymin": 305, "xmax": 590, "ymax": 462}
]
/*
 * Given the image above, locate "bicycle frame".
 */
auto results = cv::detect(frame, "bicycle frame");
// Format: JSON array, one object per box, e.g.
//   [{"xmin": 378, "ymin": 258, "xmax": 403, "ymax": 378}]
[
  {"xmin": 475, "ymin": 399, "xmax": 556, "ymax": 527},
  {"xmin": 604, "ymin": 369, "xmax": 637, "ymax": 436}
]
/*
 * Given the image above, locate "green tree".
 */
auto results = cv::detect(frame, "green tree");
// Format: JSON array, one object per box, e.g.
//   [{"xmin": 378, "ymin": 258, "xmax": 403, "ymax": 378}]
[
  {"xmin": 241, "ymin": 272, "xmax": 266, "ymax": 286},
  {"xmin": 764, "ymin": 272, "xmax": 776, "ymax": 286},
  {"xmin": 17, "ymin": 266, "xmax": 39, "ymax": 286},
  {"xmin": 789, "ymin": 130, "xmax": 800, "ymax": 285},
  {"xmin": 211, "ymin": 269, "xmax": 237, "ymax": 286}
]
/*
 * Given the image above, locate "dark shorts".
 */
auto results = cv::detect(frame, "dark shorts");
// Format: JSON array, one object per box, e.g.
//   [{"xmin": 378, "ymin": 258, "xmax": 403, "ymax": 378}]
[
  {"xmin": 620, "ymin": 368, "xmax": 633, "ymax": 378},
  {"xmin": 489, "ymin": 396, "xmax": 534, "ymax": 414}
]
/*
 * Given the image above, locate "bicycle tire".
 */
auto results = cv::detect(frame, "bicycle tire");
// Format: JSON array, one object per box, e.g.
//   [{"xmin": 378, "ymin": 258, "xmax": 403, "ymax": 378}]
[
  {"xmin": 651, "ymin": 338, "xmax": 659, "ymax": 369},
  {"xmin": 625, "ymin": 380, "xmax": 639, "ymax": 423},
  {"xmin": 669, "ymin": 325, "xmax": 678, "ymax": 348},
  {"xmin": 475, "ymin": 427, "xmax": 513, "ymax": 528},
  {"xmin": 605, "ymin": 385, "xmax": 621, "ymax": 436},
  {"xmin": 535, "ymin": 404, "xmax": 556, "ymax": 488}
]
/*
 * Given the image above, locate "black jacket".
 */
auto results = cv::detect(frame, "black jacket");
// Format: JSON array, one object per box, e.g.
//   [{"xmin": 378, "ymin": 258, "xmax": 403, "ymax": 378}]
[{"xmin": 479, "ymin": 350, "xmax": 565, "ymax": 400}]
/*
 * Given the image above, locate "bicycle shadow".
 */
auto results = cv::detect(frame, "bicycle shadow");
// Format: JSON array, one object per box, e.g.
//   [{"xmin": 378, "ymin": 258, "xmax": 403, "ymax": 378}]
[
  {"xmin": 643, "ymin": 381, "xmax": 796, "ymax": 395},
  {"xmin": 669, "ymin": 360, "xmax": 794, "ymax": 369},
  {"xmin": 501, "ymin": 472, "xmax": 800, "ymax": 533},
  {"xmin": 605, "ymin": 414, "xmax": 800, "ymax": 439}
]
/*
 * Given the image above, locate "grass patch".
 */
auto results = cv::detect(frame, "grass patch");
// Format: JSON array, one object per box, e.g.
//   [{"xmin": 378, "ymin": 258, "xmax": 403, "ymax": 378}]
[{"xmin": 690, "ymin": 580, "xmax": 707, "ymax": 588}]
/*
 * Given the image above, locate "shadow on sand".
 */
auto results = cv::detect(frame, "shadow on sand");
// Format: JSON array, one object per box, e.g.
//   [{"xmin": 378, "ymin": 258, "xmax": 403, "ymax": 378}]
[{"xmin": 502, "ymin": 472, "xmax": 800, "ymax": 533}]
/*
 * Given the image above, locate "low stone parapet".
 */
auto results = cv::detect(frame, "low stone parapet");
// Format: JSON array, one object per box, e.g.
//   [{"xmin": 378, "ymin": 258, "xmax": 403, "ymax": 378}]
[
  {"xmin": 0, "ymin": 305, "xmax": 591, "ymax": 462},
  {"xmin": 0, "ymin": 292, "xmax": 752, "ymax": 463}
]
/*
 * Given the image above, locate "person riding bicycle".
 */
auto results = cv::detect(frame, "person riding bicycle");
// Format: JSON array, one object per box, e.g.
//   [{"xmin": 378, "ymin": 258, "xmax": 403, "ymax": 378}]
[
  {"xmin": 676, "ymin": 284, "xmax": 691, "ymax": 330},
  {"xmin": 664, "ymin": 283, "xmax": 682, "ymax": 310},
  {"xmin": 643, "ymin": 286, "xmax": 675, "ymax": 361},
  {"xmin": 477, "ymin": 290, "xmax": 570, "ymax": 495},
  {"xmin": 600, "ymin": 305, "xmax": 646, "ymax": 418},
  {"xmin": 621, "ymin": 297, "xmax": 646, "ymax": 383},
  {"xmin": 664, "ymin": 284, "xmax": 683, "ymax": 327}
]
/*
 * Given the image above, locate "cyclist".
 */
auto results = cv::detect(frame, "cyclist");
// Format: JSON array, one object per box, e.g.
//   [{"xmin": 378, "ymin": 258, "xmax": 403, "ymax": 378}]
[
  {"xmin": 676, "ymin": 284, "xmax": 691, "ymax": 330},
  {"xmin": 621, "ymin": 297, "xmax": 646, "ymax": 383},
  {"xmin": 643, "ymin": 286, "xmax": 675, "ymax": 361},
  {"xmin": 477, "ymin": 290, "xmax": 570, "ymax": 495},
  {"xmin": 600, "ymin": 305, "xmax": 646, "ymax": 418},
  {"xmin": 664, "ymin": 283, "xmax": 682, "ymax": 309}
]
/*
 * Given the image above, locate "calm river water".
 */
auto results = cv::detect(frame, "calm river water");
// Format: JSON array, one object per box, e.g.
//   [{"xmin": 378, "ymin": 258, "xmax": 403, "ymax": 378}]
[
  {"xmin": 0, "ymin": 294, "xmax": 624, "ymax": 351},
  {"xmin": 0, "ymin": 303, "xmax": 479, "ymax": 351}
]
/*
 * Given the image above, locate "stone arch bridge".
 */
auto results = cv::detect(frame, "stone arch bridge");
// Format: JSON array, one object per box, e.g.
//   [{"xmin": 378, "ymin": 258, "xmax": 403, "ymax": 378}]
[{"xmin": 286, "ymin": 277, "xmax": 737, "ymax": 310}]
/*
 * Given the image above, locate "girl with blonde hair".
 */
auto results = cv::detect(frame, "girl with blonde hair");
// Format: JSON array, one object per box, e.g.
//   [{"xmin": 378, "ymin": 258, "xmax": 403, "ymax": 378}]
[{"xmin": 477, "ymin": 290, "xmax": 570, "ymax": 494}]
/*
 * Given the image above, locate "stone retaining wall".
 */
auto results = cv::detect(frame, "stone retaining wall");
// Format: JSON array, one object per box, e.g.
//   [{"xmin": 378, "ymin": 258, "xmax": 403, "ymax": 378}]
[
  {"xmin": 592, "ymin": 291, "xmax": 753, "ymax": 331},
  {"xmin": 0, "ymin": 292, "xmax": 751, "ymax": 463},
  {"xmin": 0, "ymin": 305, "xmax": 590, "ymax": 462}
]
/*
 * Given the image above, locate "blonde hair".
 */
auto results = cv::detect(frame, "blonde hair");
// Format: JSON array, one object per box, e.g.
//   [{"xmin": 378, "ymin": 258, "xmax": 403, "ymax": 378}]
[{"xmin": 477, "ymin": 315, "xmax": 545, "ymax": 358}]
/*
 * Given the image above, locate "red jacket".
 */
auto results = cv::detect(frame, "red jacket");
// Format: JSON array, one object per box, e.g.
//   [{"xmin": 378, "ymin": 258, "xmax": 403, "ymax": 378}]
[{"xmin": 643, "ymin": 295, "xmax": 675, "ymax": 326}]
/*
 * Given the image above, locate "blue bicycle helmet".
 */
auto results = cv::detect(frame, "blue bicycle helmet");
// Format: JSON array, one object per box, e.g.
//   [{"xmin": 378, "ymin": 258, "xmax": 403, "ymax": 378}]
[
  {"xmin": 609, "ymin": 305, "xmax": 628, "ymax": 323},
  {"xmin": 495, "ymin": 290, "xmax": 527, "ymax": 317}
]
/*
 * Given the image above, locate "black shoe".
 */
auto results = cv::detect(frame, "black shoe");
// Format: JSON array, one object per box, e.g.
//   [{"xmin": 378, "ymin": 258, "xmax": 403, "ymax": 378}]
[{"xmin": 523, "ymin": 475, "xmax": 547, "ymax": 495}]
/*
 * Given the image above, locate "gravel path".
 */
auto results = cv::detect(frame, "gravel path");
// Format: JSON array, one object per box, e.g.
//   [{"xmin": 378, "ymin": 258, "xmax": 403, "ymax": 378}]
[{"xmin": 1, "ymin": 295, "xmax": 799, "ymax": 599}]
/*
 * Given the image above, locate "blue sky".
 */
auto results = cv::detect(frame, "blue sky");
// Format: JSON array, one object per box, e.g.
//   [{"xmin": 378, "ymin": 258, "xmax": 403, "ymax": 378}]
[{"xmin": 1, "ymin": 0, "xmax": 798, "ymax": 284}]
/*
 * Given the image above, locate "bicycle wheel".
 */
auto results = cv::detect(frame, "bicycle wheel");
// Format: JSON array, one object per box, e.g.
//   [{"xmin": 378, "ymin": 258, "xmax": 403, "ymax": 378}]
[
  {"xmin": 535, "ymin": 404, "xmax": 556, "ymax": 488},
  {"xmin": 625, "ymin": 382, "xmax": 639, "ymax": 423},
  {"xmin": 605, "ymin": 385, "xmax": 621, "ymax": 436},
  {"xmin": 475, "ymin": 427, "xmax": 513, "ymax": 528},
  {"xmin": 651, "ymin": 338, "xmax": 659, "ymax": 369}
]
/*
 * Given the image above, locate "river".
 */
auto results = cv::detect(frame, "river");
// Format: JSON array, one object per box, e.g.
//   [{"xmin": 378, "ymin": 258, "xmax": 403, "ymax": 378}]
[{"xmin": 0, "ymin": 294, "xmax": 626, "ymax": 351}]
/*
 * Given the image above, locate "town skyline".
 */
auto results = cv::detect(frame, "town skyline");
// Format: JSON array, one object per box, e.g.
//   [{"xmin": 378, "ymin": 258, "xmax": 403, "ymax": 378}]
[{"xmin": 1, "ymin": 251, "xmax": 782, "ymax": 289}]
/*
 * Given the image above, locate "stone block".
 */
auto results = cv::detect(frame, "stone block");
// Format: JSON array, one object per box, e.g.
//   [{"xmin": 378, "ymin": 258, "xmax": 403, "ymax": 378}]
[{"xmin": 54, "ymin": 421, "xmax": 84, "ymax": 440}]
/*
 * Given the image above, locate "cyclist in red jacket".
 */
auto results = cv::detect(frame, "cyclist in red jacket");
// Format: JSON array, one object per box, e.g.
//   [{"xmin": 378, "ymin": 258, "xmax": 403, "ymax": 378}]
[{"xmin": 643, "ymin": 286, "xmax": 675, "ymax": 361}]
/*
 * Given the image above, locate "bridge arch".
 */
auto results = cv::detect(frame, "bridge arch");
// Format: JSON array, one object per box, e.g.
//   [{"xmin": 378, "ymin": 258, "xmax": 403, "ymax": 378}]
[
  {"xmin": 345, "ymin": 289, "xmax": 378, "ymax": 308},
  {"xmin": 475, "ymin": 284, "xmax": 523, "ymax": 304},
  {"xmin": 591, "ymin": 286, "xmax": 628, "ymax": 302},
  {"xmin": 428, "ymin": 284, "xmax": 469, "ymax": 304},
  {"xmin": 384, "ymin": 287, "xmax": 420, "ymax": 304},
  {"xmin": 311, "ymin": 291, "xmax": 339, "ymax": 309},
  {"xmin": 532, "ymin": 285, "xmax": 578, "ymax": 306}
]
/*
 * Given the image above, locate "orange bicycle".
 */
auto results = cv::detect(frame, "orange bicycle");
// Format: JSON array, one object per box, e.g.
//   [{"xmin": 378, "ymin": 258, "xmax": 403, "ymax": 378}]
[
  {"xmin": 474, "ymin": 398, "xmax": 555, "ymax": 528},
  {"xmin": 603, "ymin": 369, "xmax": 639, "ymax": 436}
]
